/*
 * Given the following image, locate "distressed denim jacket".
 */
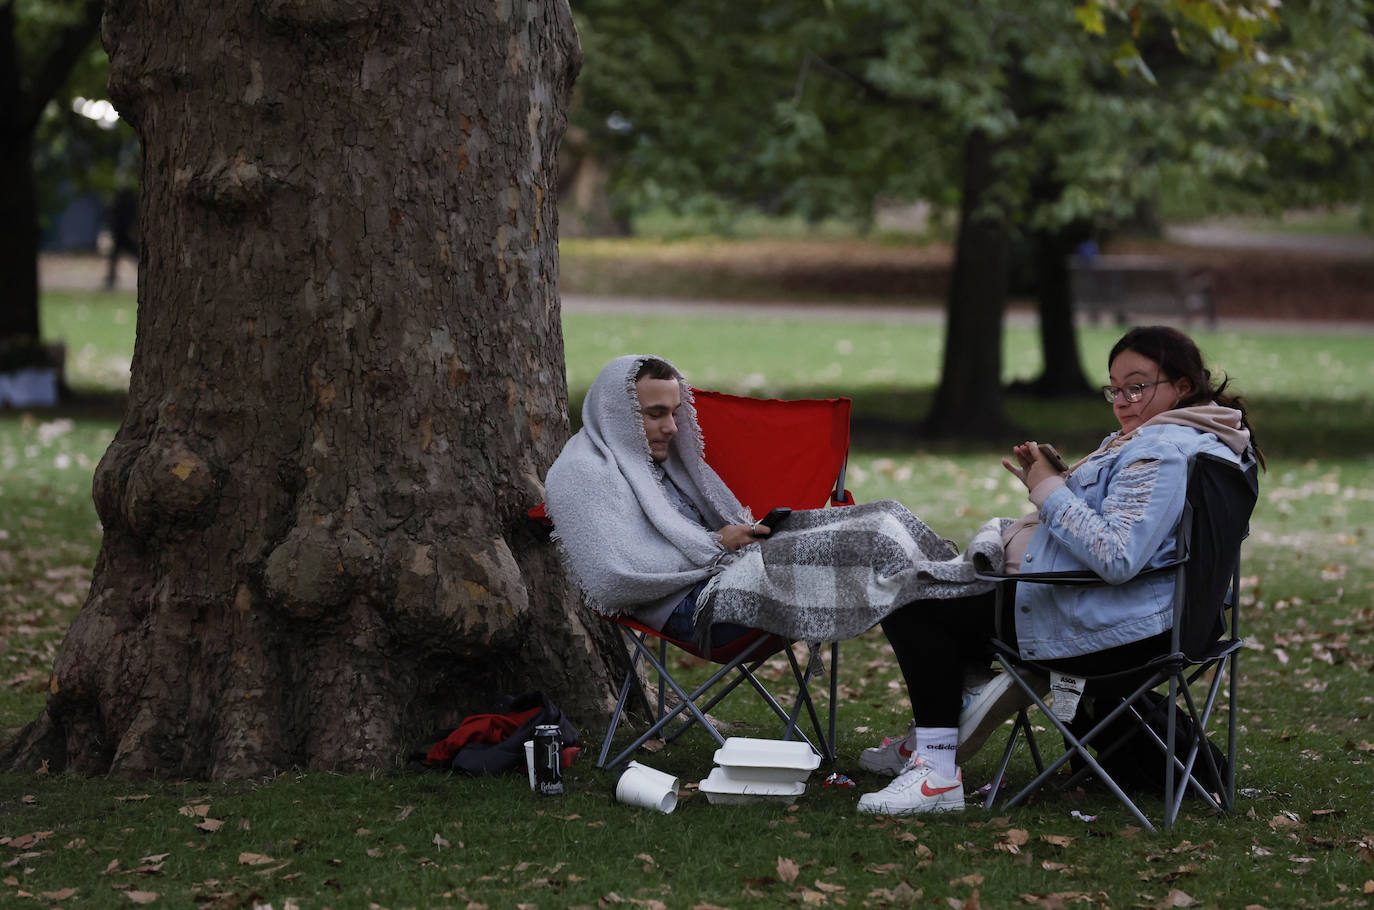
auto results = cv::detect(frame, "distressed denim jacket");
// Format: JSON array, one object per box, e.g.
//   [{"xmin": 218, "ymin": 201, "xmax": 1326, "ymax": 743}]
[{"xmin": 1014, "ymin": 424, "xmax": 1243, "ymax": 660}]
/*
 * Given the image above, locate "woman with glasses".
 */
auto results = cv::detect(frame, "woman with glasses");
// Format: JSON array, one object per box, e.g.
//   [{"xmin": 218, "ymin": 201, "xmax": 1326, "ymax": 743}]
[{"xmin": 856, "ymin": 325, "xmax": 1263, "ymax": 815}]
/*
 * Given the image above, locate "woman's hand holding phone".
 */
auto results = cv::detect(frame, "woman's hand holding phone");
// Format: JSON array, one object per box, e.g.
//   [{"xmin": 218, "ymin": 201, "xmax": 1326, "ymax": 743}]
[{"xmin": 1002, "ymin": 441, "xmax": 1068, "ymax": 492}]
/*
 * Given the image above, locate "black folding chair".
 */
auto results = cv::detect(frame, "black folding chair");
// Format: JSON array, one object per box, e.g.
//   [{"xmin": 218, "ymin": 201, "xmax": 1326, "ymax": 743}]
[{"xmin": 978, "ymin": 452, "xmax": 1259, "ymax": 831}]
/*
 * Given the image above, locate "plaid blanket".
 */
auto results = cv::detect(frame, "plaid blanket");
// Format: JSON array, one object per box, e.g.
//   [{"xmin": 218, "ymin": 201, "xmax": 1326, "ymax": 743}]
[{"xmin": 696, "ymin": 500, "xmax": 1010, "ymax": 643}]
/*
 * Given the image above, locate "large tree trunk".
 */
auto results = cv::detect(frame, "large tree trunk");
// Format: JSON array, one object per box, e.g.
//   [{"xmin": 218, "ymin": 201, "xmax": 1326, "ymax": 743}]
[
  {"xmin": 8, "ymin": 0, "xmax": 623, "ymax": 780},
  {"xmin": 923, "ymin": 131, "xmax": 1014, "ymax": 439},
  {"xmin": 1021, "ymin": 222, "xmax": 1093, "ymax": 397}
]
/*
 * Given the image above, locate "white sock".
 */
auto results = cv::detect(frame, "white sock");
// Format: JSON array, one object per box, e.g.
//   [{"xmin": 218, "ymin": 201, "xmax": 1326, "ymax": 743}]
[{"xmin": 915, "ymin": 726, "xmax": 958, "ymax": 779}]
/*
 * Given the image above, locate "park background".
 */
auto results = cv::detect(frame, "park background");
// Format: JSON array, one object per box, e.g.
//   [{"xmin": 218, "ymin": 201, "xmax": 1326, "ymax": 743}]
[{"xmin": 4, "ymin": 1, "xmax": 1374, "ymax": 908}]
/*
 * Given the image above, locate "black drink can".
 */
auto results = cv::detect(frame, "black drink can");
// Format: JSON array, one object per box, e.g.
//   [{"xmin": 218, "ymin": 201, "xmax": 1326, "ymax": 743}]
[{"xmin": 533, "ymin": 724, "xmax": 563, "ymax": 796}]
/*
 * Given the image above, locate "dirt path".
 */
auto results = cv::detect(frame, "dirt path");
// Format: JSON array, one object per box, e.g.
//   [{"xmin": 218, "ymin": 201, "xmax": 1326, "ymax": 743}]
[{"xmin": 42, "ymin": 226, "xmax": 1374, "ymax": 329}]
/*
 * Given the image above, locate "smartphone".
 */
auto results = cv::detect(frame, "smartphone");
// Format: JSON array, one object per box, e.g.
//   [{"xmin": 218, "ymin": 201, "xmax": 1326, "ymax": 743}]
[
  {"xmin": 754, "ymin": 507, "xmax": 792, "ymax": 535},
  {"xmin": 1038, "ymin": 444, "xmax": 1069, "ymax": 473}
]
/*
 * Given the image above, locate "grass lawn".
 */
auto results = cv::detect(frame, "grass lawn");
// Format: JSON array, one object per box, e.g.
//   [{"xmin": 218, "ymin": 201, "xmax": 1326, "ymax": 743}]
[{"xmin": 1, "ymin": 290, "xmax": 1371, "ymax": 908}]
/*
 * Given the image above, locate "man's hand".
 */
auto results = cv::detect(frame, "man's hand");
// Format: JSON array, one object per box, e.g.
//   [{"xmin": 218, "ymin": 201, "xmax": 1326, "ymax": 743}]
[
  {"xmin": 719, "ymin": 523, "xmax": 767, "ymax": 550},
  {"xmin": 1001, "ymin": 441, "xmax": 1065, "ymax": 493}
]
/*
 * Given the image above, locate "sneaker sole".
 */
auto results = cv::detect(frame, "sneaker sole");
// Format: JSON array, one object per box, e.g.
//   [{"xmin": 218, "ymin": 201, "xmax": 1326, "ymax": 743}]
[{"xmin": 857, "ymin": 796, "xmax": 965, "ymax": 815}]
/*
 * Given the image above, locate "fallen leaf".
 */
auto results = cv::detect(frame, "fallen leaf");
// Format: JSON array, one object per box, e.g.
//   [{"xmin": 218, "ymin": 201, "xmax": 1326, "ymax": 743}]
[
  {"xmin": 813, "ymin": 880, "xmax": 845, "ymax": 893},
  {"xmin": 777, "ymin": 856, "xmax": 800, "ymax": 884},
  {"xmin": 7, "ymin": 831, "xmax": 54, "ymax": 849},
  {"xmin": 196, "ymin": 819, "xmax": 223, "ymax": 833},
  {"xmin": 177, "ymin": 805, "xmax": 210, "ymax": 819},
  {"xmin": 948, "ymin": 888, "xmax": 982, "ymax": 910},
  {"xmin": 1041, "ymin": 834, "xmax": 1075, "ymax": 848},
  {"xmin": 41, "ymin": 888, "xmax": 76, "ymax": 900},
  {"xmin": 1162, "ymin": 889, "xmax": 1198, "ymax": 908},
  {"xmin": 395, "ymin": 805, "xmax": 414, "ymax": 821},
  {"xmin": 432, "ymin": 834, "xmax": 450, "ymax": 849},
  {"xmin": 237, "ymin": 852, "xmax": 275, "ymax": 866},
  {"xmin": 124, "ymin": 891, "xmax": 158, "ymax": 904}
]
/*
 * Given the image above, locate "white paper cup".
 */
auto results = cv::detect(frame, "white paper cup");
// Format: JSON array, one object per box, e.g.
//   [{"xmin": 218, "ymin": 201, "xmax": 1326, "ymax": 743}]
[
  {"xmin": 615, "ymin": 760, "xmax": 679, "ymax": 814},
  {"xmin": 523, "ymin": 740, "xmax": 536, "ymax": 790}
]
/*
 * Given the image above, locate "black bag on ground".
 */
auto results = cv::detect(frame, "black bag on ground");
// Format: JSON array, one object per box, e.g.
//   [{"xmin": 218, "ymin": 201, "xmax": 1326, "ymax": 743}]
[
  {"xmin": 1071, "ymin": 689, "xmax": 1227, "ymax": 797},
  {"xmin": 419, "ymin": 691, "xmax": 580, "ymax": 776}
]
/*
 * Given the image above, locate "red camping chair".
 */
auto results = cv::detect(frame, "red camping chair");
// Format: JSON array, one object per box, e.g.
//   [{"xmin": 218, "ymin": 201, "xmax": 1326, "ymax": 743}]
[{"xmin": 592, "ymin": 389, "xmax": 854, "ymax": 769}]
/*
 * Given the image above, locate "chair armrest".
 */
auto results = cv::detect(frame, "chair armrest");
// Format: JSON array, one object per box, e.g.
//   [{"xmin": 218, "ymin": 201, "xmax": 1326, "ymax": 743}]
[{"xmin": 976, "ymin": 559, "xmax": 1184, "ymax": 587}]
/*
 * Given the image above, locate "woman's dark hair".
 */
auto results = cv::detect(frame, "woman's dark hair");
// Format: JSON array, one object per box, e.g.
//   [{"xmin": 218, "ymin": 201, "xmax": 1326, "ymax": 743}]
[
  {"xmin": 1109, "ymin": 326, "xmax": 1264, "ymax": 468},
  {"xmin": 634, "ymin": 357, "xmax": 678, "ymax": 382}
]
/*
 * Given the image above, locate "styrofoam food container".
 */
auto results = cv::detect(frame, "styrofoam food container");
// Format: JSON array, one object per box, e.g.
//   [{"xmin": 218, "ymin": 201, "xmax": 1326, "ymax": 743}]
[
  {"xmin": 712, "ymin": 737, "xmax": 821, "ymax": 783},
  {"xmin": 699, "ymin": 767, "xmax": 805, "ymax": 805}
]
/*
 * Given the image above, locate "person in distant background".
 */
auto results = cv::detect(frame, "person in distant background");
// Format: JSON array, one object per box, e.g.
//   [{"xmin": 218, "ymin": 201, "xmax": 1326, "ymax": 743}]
[{"xmin": 105, "ymin": 188, "xmax": 139, "ymax": 290}]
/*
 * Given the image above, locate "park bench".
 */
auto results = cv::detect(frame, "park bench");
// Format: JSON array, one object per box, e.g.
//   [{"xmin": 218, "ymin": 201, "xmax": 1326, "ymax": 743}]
[{"xmin": 1070, "ymin": 254, "xmax": 1217, "ymax": 327}]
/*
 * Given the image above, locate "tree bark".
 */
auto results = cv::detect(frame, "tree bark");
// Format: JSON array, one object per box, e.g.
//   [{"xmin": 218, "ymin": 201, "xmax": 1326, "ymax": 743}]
[
  {"xmin": 1021, "ymin": 222, "xmax": 1094, "ymax": 397},
  {"xmin": 8, "ymin": 0, "xmax": 623, "ymax": 779},
  {"xmin": 923, "ymin": 130, "xmax": 1015, "ymax": 439}
]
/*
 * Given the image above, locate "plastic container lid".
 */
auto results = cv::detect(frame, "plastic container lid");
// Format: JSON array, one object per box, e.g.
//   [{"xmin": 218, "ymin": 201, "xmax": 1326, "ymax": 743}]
[
  {"xmin": 712, "ymin": 737, "xmax": 822, "ymax": 774},
  {"xmin": 699, "ymin": 767, "xmax": 806, "ymax": 805}
]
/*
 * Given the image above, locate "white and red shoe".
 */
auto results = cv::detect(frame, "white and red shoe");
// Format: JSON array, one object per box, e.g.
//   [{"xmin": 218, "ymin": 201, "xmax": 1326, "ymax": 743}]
[
  {"xmin": 857, "ymin": 756, "xmax": 965, "ymax": 815},
  {"xmin": 858, "ymin": 720, "xmax": 917, "ymax": 777}
]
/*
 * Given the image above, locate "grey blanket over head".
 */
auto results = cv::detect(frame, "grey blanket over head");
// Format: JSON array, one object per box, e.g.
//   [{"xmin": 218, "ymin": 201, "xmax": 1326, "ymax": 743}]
[
  {"xmin": 545, "ymin": 354, "xmax": 1008, "ymax": 643},
  {"xmin": 545, "ymin": 355, "xmax": 752, "ymax": 618}
]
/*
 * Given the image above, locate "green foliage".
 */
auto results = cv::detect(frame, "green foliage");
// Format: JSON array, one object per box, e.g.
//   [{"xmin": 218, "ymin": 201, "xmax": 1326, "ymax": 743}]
[
  {"xmin": 2, "ymin": 293, "xmax": 1372, "ymax": 905},
  {"xmin": 572, "ymin": 0, "xmax": 1374, "ymax": 237}
]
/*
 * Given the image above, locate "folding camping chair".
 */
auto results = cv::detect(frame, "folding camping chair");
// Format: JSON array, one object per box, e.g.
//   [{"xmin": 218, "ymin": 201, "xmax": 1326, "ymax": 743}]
[
  {"xmin": 594, "ymin": 389, "xmax": 854, "ymax": 770},
  {"xmin": 977, "ymin": 452, "xmax": 1258, "ymax": 831}
]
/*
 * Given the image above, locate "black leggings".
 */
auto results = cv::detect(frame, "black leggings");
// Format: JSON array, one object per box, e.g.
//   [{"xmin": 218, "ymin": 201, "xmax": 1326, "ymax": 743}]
[{"xmin": 880, "ymin": 586, "xmax": 1169, "ymax": 728}]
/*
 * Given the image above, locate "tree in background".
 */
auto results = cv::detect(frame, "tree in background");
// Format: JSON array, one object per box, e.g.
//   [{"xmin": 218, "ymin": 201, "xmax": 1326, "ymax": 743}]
[
  {"xmin": 572, "ymin": 0, "xmax": 1365, "ymax": 436},
  {"xmin": 0, "ymin": 0, "xmax": 103, "ymax": 342},
  {"xmin": 8, "ymin": 0, "xmax": 621, "ymax": 779}
]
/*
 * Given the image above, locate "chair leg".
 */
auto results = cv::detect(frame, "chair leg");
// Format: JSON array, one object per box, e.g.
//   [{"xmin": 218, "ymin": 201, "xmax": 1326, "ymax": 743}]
[
  {"xmin": 782, "ymin": 644, "xmax": 834, "ymax": 761},
  {"xmin": 828, "ymin": 642, "xmax": 839, "ymax": 762},
  {"xmin": 596, "ymin": 631, "xmax": 650, "ymax": 769},
  {"xmin": 998, "ymin": 675, "xmax": 1160, "ymax": 832},
  {"xmin": 985, "ymin": 708, "xmax": 1030, "ymax": 810},
  {"xmin": 602, "ymin": 634, "xmax": 778, "ymax": 769}
]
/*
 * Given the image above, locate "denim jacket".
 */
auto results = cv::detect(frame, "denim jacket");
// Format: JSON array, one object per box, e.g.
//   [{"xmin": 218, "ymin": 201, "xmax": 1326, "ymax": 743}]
[{"xmin": 1014, "ymin": 423, "xmax": 1243, "ymax": 660}]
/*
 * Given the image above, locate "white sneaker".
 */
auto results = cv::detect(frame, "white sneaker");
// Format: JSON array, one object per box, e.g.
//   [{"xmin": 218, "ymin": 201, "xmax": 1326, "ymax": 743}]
[
  {"xmin": 858, "ymin": 720, "xmax": 917, "ymax": 777},
  {"xmin": 957, "ymin": 669, "xmax": 1049, "ymax": 764},
  {"xmin": 857, "ymin": 757, "xmax": 965, "ymax": 815}
]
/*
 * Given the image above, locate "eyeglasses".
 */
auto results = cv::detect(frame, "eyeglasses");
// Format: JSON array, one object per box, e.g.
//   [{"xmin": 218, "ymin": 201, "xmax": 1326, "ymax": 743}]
[{"xmin": 1101, "ymin": 380, "xmax": 1170, "ymax": 404}]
